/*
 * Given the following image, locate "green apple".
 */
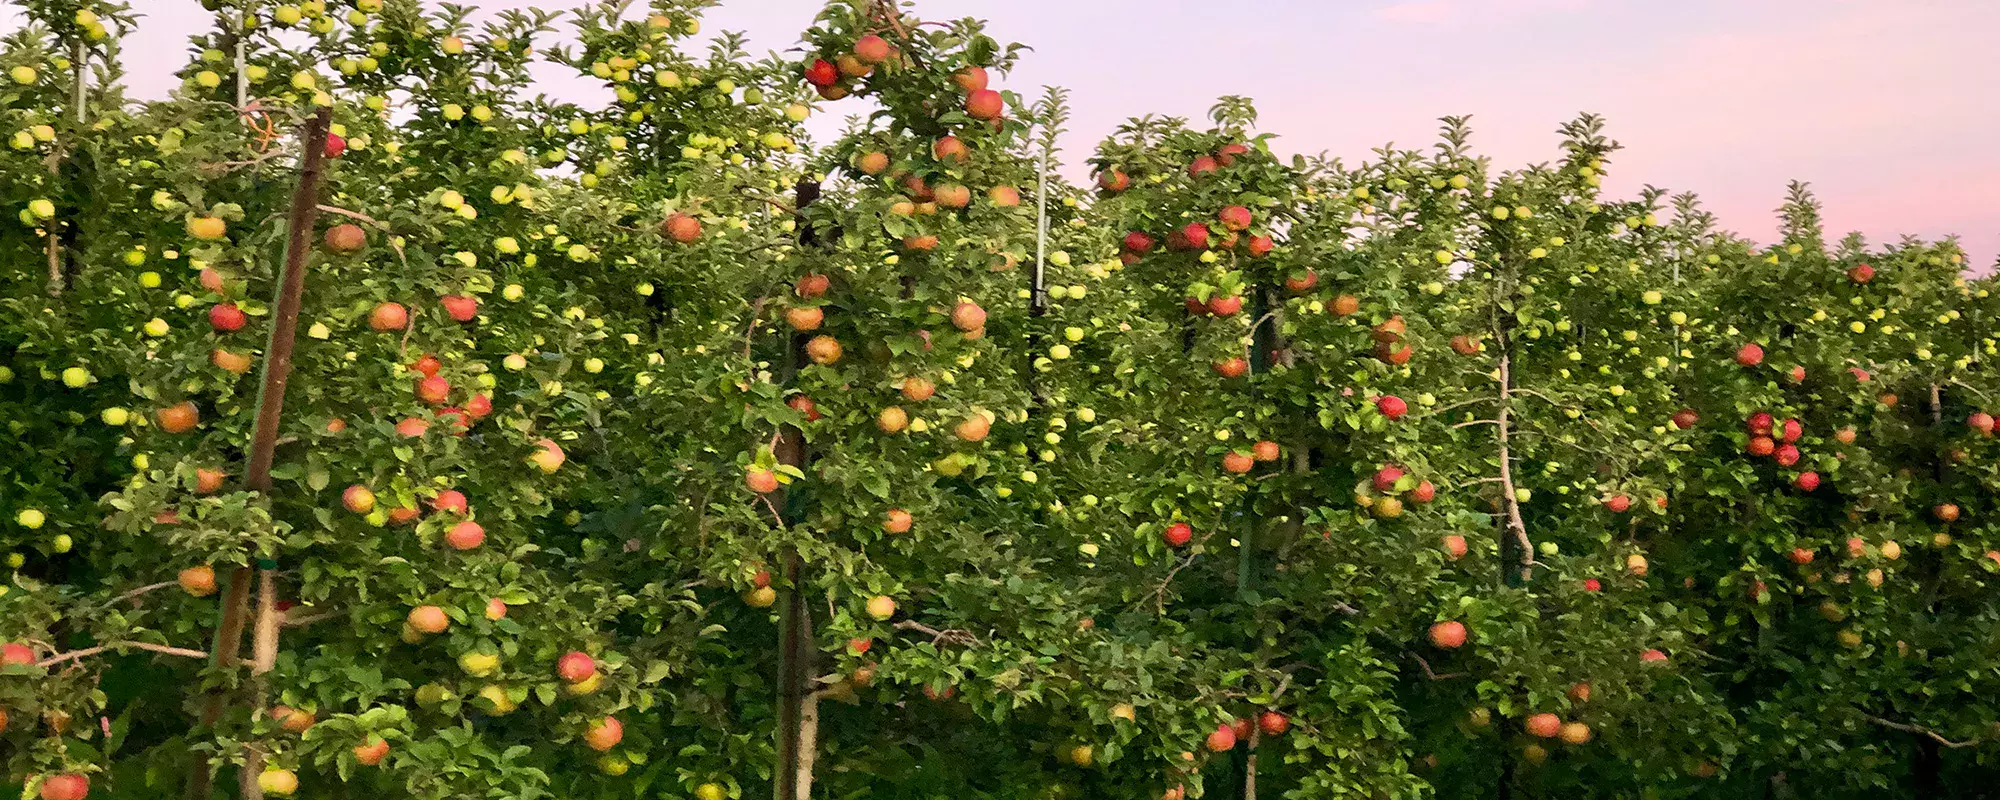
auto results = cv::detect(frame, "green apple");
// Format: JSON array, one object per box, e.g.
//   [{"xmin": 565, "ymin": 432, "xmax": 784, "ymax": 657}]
[
  {"xmin": 15, "ymin": 509, "xmax": 45, "ymax": 529},
  {"xmin": 61, "ymin": 366, "xmax": 91, "ymax": 387}
]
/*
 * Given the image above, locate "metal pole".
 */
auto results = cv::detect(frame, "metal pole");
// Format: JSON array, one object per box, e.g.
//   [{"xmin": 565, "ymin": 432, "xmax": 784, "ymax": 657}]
[{"xmin": 1031, "ymin": 148, "xmax": 1049, "ymax": 316}]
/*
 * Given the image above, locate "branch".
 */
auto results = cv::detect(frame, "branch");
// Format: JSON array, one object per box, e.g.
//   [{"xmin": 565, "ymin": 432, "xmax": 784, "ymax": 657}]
[
  {"xmin": 1864, "ymin": 714, "xmax": 1983, "ymax": 749},
  {"xmin": 1507, "ymin": 387, "xmax": 1563, "ymax": 407},
  {"xmin": 109, "ymin": 580, "xmax": 179, "ymax": 606},
  {"xmin": 741, "ymin": 295, "xmax": 769, "ymax": 362},
  {"xmin": 893, "ymin": 619, "xmax": 981, "ymax": 647},
  {"xmin": 1453, "ymin": 418, "xmax": 1501, "ymax": 429},
  {"xmin": 1407, "ymin": 651, "xmax": 1467, "ymax": 681},
  {"xmin": 37, "ymin": 641, "xmax": 210, "ymax": 668}
]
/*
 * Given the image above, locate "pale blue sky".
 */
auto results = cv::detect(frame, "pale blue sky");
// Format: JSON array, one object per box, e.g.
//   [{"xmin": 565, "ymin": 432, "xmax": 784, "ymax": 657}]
[{"xmin": 9, "ymin": 0, "xmax": 1997, "ymax": 266}]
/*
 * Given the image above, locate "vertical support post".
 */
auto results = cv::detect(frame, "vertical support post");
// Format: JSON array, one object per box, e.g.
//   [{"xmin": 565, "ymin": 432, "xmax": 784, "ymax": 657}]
[
  {"xmin": 773, "ymin": 179, "xmax": 821, "ymax": 800},
  {"xmin": 1031, "ymin": 148, "xmax": 1050, "ymax": 317},
  {"xmin": 186, "ymin": 107, "xmax": 331, "ymax": 800}
]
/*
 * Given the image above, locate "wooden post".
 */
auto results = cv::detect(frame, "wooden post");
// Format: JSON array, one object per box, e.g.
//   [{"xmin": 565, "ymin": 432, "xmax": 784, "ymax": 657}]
[
  {"xmin": 186, "ymin": 107, "xmax": 331, "ymax": 800},
  {"xmin": 773, "ymin": 179, "xmax": 821, "ymax": 800}
]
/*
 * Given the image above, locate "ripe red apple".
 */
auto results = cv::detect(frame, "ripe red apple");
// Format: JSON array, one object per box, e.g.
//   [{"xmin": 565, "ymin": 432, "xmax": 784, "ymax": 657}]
[
  {"xmin": 1604, "ymin": 494, "xmax": 1631, "ymax": 513},
  {"xmin": 804, "ymin": 59, "xmax": 838, "ymax": 86},
  {"xmin": 1779, "ymin": 418, "xmax": 1802, "ymax": 442},
  {"xmin": 954, "ymin": 66, "xmax": 989, "ymax": 92},
  {"xmin": 1213, "ymin": 357, "xmax": 1248, "ymax": 378},
  {"xmin": 852, "ymin": 34, "xmax": 891, "ymax": 64},
  {"xmin": 1582, "ymin": 578, "xmax": 1602, "ymax": 592},
  {"xmin": 1524, "ymin": 713, "xmax": 1562, "ymax": 738},
  {"xmin": 788, "ymin": 395, "xmax": 823, "ymax": 421},
  {"xmin": 1187, "ymin": 155, "xmax": 1219, "ymax": 178},
  {"xmin": 1283, "ymin": 269, "xmax": 1316, "ymax": 292},
  {"xmin": 1639, "ymin": 648, "xmax": 1668, "ymax": 663},
  {"xmin": 1246, "ymin": 235, "xmax": 1275, "ymax": 257},
  {"xmin": 387, "ymin": 506, "xmax": 419, "ymax": 525},
  {"xmin": 1205, "ymin": 723, "xmax": 1237, "ymax": 752},
  {"xmin": 883, "ymin": 508, "xmax": 913, "ymax": 534},
  {"xmin": 1834, "ymin": 427, "xmax": 1857, "ymax": 444},
  {"xmin": 324, "ymin": 223, "xmax": 366, "ymax": 253},
  {"xmin": 1788, "ymin": 547, "xmax": 1815, "ymax": 565},
  {"xmin": 1252, "ymin": 440, "xmax": 1280, "ymax": 462},
  {"xmin": 1163, "ymin": 522, "xmax": 1193, "ymax": 548},
  {"xmin": 38, "ymin": 774, "xmax": 88, "ymax": 800},
  {"xmin": 369, "ymin": 302, "xmax": 409, "ymax": 331},
  {"xmin": 157, "ymin": 401, "xmax": 200, "ymax": 433},
  {"xmin": 1, "ymin": 642, "xmax": 35, "ymax": 665},
  {"xmin": 954, "ymin": 413, "xmax": 992, "ymax": 442},
  {"xmin": 354, "ymin": 737, "xmax": 390, "ymax": 766},
  {"xmin": 396, "ymin": 417, "xmax": 429, "ymax": 437},
  {"xmin": 1122, "ymin": 231, "xmax": 1156, "ymax": 253},
  {"xmin": 1217, "ymin": 205, "xmax": 1252, "ymax": 231},
  {"xmin": 558, "ymin": 651, "xmax": 597, "ymax": 683},
  {"xmin": 1442, "ymin": 535, "xmax": 1467, "ymax": 560},
  {"xmin": 1408, "ymin": 480, "xmax": 1436, "ymax": 504},
  {"xmin": 1377, "ymin": 395, "xmax": 1408, "ymax": 420},
  {"xmin": 902, "ymin": 234, "xmax": 939, "ymax": 252},
  {"xmin": 1788, "ymin": 365, "xmax": 1806, "ymax": 383},
  {"xmin": 1216, "ymin": 142, "xmax": 1250, "ymax": 165},
  {"xmin": 1747, "ymin": 436, "xmax": 1775, "ymax": 457},
  {"xmin": 796, "ymin": 273, "xmax": 831, "ymax": 298},
  {"xmin": 1221, "ymin": 452, "xmax": 1254, "ymax": 474},
  {"xmin": 1206, "ymin": 294, "xmax": 1243, "ymax": 316},
  {"xmin": 1970, "ymin": 412, "xmax": 1995, "ymax": 435},
  {"xmin": 416, "ymin": 375, "xmax": 450, "ymax": 405},
  {"xmin": 786, "ymin": 306, "xmax": 824, "ymax": 331},
  {"xmin": 212, "ymin": 349, "xmax": 253, "ymax": 374},
  {"xmin": 1257, "ymin": 710, "xmax": 1289, "ymax": 736},
  {"xmin": 1671, "ymin": 408, "xmax": 1699, "ymax": 429},
  {"xmin": 1746, "ymin": 412, "xmax": 1774, "ymax": 435},
  {"xmin": 441, "ymin": 294, "xmax": 478, "ymax": 322},
  {"xmin": 987, "ymin": 186, "xmax": 1022, "ymax": 207},
  {"xmin": 662, "ymin": 213, "xmax": 702, "ymax": 243},
  {"xmin": 933, "ymin": 183, "xmax": 971, "ymax": 209},
  {"xmin": 745, "ymin": 469, "xmax": 779, "ymax": 494},
  {"xmin": 1427, "ymin": 620, "xmax": 1467, "ymax": 649},
  {"xmin": 323, "ymin": 132, "xmax": 347, "ymax": 159},
  {"xmin": 1097, "ymin": 170, "xmax": 1129, "ymax": 193},
  {"xmin": 1735, "ymin": 342, "xmax": 1764, "ymax": 367},
  {"xmin": 584, "ymin": 716, "xmax": 623, "ymax": 751},
  {"xmin": 1169, "ymin": 222, "xmax": 1210, "ymax": 251},
  {"xmin": 208, "ymin": 302, "xmax": 247, "ymax": 332},
  {"xmin": 444, "ymin": 520, "xmax": 484, "ymax": 550},
  {"xmin": 410, "ymin": 354, "xmax": 442, "ymax": 377},
  {"xmin": 1373, "ymin": 465, "xmax": 1405, "ymax": 492},
  {"xmin": 806, "ymin": 335, "xmax": 843, "ymax": 364},
  {"xmin": 933, "ymin": 135, "xmax": 968, "ymax": 163},
  {"xmin": 1934, "ymin": 503, "xmax": 1960, "ymax": 522},
  {"xmin": 951, "ymin": 301, "xmax": 986, "ymax": 331},
  {"xmin": 1569, "ymin": 682, "xmax": 1592, "ymax": 703},
  {"xmin": 341, "ymin": 485, "xmax": 376, "ymax": 514},
  {"xmin": 1848, "ymin": 263, "xmax": 1874, "ymax": 283},
  {"xmin": 964, "ymin": 89, "xmax": 1003, "ymax": 120},
  {"xmin": 195, "ymin": 468, "xmax": 226, "ymax": 494},
  {"xmin": 431, "ymin": 489, "xmax": 468, "ymax": 515}
]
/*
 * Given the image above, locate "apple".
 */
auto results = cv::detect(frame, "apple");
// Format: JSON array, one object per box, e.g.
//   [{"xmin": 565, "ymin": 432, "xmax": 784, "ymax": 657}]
[
  {"xmin": 1217, "ymin": 205, "xmax": 1252, "ymax": 231},
  {"xmin": 1788, "ymin": 547, "xmax": 1815, "ymax": 565},
  {"xmin": 951, "ymin": 301, "xmax": 987, "ymax": 331},
  {"xmin": 407, "ymin": 605, "xmax": 449, "ymax": 634},
  {"xmin": 965, "ymin": 89, "xmax": 1003, "ymax": 120},
  {"xmin": 1834, "ymin": 427, "xmax": 1857, "ymax": 444},
  {"xmin": 416, "ymin": 375, "xmax": 450, "ymax": 404},
  {"xmin": 953, "ymin": 66, "xmax": 989, "ymax": 92},
  {"xmin": 1163, "ymin": 522, "xmax": 1193, "ymax": 548},
  {"xmin": 1252, "ymin": 440, "xmax": 1281, "ymax": 462},
  {"xmin": 1626, "ymin": 554, "xmax": 1649, "ymax": 576},
  {"xmin": 1970, "ymin": 412, "xmax": 1995, "ymax": 435},
  {"xmin": 369, "ymin": 302, "xmax": 408, "ymax": 331},
  {"xmin": 1097, "ymin": 170, "xmax": 1129, "ymax": 193},
  {"xmin": 1582, "ymin": 578, "xmax": 1602, "ymax": 592},
  {"xmin": 1205, "ymin": 723, "xmax": 1237, "ymax": 752},
  {"xmin": 1747, "ymin": 436, "xmax": 1775, "ymax": 457},
  {"xmin": 744, "ymin": 586, "xmax": 777, "ymax": 607},
  {"xmin": 1452, "ymin": 334, "xmax": 1483, "ymax": 354},
  {"xmin": 531, "ymin": 439, "xmax": 566, "ymax": 473},
  {"xmin": 195, "ymin": 468, "xmax": 226, "ymax": 494},
  {"xmin": 803, "ymin": 59, "xmax": 838, "ymax": 86},
  {"xmin": 179, "ymin": 565, "xmax": 217, "ymax": 596},
  {"xmin": 806, "ymin": 335, "xmax": 843, "ymax": 364},
  {"xmin": 853, "ymin": 34, "xmax": 891, "ymax": 64},
  {"xmin": 273, "ymin": 705, "xmax": 315, "ymax": 733},
  {"xmin": 208, "ymin": 302, "xmax": 247, "ymax": 332},
  {"xmin": 1604, "ymin": 494, "xmax": 1631, "ymax": 513},
  {"xmin": 784, "ymin": 395, "xmax": 819, "ymax": 422},
  {"xmin": 1441, "ymin": 535, "xmax": 1467, "ymax": 560},
  {"xmin": 786, "ymin": 306, "xmax": 824, "ymax": 331},
  {"xmin": 1168, "ymin": 222, "xmax": 1210, "ymax": 251},
  {"xmin": 662, "ymin": 213, "xmax": 702, "ymax": 243},
  {"xmin": 1780, "ymin": 418, "xmax": 1803, "ymax": 442},
  {"xmin": 396, "ymin": 417, "xmax": 430, "ymax": 437},
  {"xmin": 1331, "ymin": 295, "xmax": 1361, "ymax": 316},
  {"xmin": 431, "ymin": 490, "xmax": 468, "ymax": 515},
  {"xmin": 3, "ymin": 642, "xmax": 37, "ymax": 665},
  {"xmin": 1407, "ymin": 480, "xmax": 1436, "ymax": 504},
  {"xmin": 1559, "ymin": 721, "xmax": 1594, "ymax": 744},
  {"xmin": 1221, "ymin": 452, "xmax": 1254, "ymax": 474},
  {"xmin": 1283, "ymin": 269, "xmax": 1315, "ymax": 291},
  {"xmin": 902, "ymin": 234, "xmax": 940, "ymax": 252},
  {"xmin": 1258, "ymin": 710, "xmax": 1289, "ymax": 736},
  {"xmin": 1746, "ymin": 412, "xmax": 1773, "ymax": 435},
  {"xmin": 387, "ymin": 506, "xmax": 420, "ymax": 526},
  {"xmin": 1188, "ymin": 155, "xmax": 1219, "ymax": 178},
  {"xmin": 40, "ymin": 774, "xmax": 89, "ymax": 800},
  {"xmin": 877, "ymin": 406, "xmax": 909, "ymax": 433},
  {"xmin": 558, "ymin": 651, "xmax": 597, "ymax": 683},
  {"xmin": 1934, "ymin": 503, "xmax": 1960, "ymax": 522},
  {"xmin": 584, "ymin": 716, "xmax": 623, "ymax": 751},
  {"xmin": 188, "ymin": 216, "xmax": 227, "ymax": 240},
  {"xmin": 695, "ymin": 783, "xmax": 726, "ymax": 800},
  {"xmin": 324, "ymin": 223, "xmax": 366, "ymax": 253},
  {"xmin": 883, "ymin": 508, "xmax": 912, "ymax": 534},
  {"xmin": 1848, "ymin": 263, "xmax": 1874, "ymax": 283},
  {"xmin": 1639, "ymin": 648, "xmax": 1668, "ymax": 663},
  {"xmin": 1377, "ymin": 395, "xmax": 1408, "ymax": 419},
  {"xmin": 899, "ymin": 376, "xmax": 935, "ymax": 402},
  {"xmin": 1213, "ymin": 358, "xmax": 1248, "ymax": 378},
  {"xmin": 1216, "ymin": 142, "xmax": 1250, "ymax": 165},
  {"xmin": 341, "ymin": 485, "xmax": 376, "ymax": 514},
  {"xmin": 354, "ymin": 736, "xmax": 390, "ymax": 766},
  {"xmin": 1121, "ymin": 231, "xmax": 1156, "ymax": 253},
  {"xmin": 955, "ymin": 414, "xmax": 991, "ymax": 442},
  {"xmin": 745, "ymin": 468, "xmax": 779, "ymax": 494},
  {"xmin": 1373, "ymin": 465, "xmax": 1405, "ymax": 492},
  {"xmin": 1524, "ymin": 713, "xmax": 1561, "ymax": 738},
  {"xmin": 323, "ymin": 132, "xmax": 347, "ymax": 159},
  {"xmin": 933, "ymin": 135, "xmax": 968, "ymax": 162},
  {"xmin": 1735, "ymin": 342, "xmax": 1764, "ymax": 367},
  {"xmin": 1788, "ymin": 365, "xmax": 1807, "ymax": 383},
  {"xmin": 1428, "ymin": 620, "xmax": 1467, "ymax": 649},
  {"xmin": 212, "ymin": 349, "xmax": 253, "ymax": 373},
  {"xmin": 441, "ymin": 294, "xmax": 479, "ymax": 322},
  {"xmin": 933, "ymin": 183, "xmax": 971, "ymax": 208},
  {"xmin": 796, "ymin": 273, "xmax": 831, "ymax": 298},
  {"xmin": 1774, "ymin": 444, "xmax": 1800, "ymax": 467},
  {"xmin": 444, "ymin": 520, "xmax": 485, "ymax": 550},
  {"xmin": 865, "ymin": 595, "xmax": 896, "ymax": 620},
  {"xmin": 1206, "ymin": 294, "xmax": 1243, "ymax": 316}
]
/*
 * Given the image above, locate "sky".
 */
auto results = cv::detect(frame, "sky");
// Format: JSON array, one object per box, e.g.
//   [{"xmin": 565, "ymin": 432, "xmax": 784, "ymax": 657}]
[{"xmin": 7, "ymin": 0, "xmax": 1997, "ymax": 267}]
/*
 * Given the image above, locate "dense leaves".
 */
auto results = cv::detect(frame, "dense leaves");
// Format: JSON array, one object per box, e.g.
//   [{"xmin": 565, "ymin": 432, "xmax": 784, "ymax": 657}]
[{"xmin": 2, "ymin": 1, "xmax": 1997, "ymax": 799}]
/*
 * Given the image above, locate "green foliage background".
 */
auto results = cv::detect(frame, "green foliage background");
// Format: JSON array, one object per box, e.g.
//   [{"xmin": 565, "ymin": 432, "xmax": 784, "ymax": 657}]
[{"xmin": 2, "ymin": 1, "xmax": 1997, "ymax": 799}]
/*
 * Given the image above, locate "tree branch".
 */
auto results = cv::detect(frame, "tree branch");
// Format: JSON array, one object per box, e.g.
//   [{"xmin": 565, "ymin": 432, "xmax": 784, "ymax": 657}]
[
  {"xmin": 1864, "ymin": 714, "xmax": 1983, "ymax": 749},
  {"xmin": 893, "ymin": 619, "xmax": 980, "ymax": 647},
  {"xmin": 37, "ymin": 641, "xmax": 210, "ymax": 668}
]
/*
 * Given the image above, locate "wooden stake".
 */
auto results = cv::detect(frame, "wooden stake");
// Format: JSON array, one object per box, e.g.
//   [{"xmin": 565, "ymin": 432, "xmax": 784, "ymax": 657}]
[{"xmin": 186, "ymin": 107, "xmax": 331, "ymax": 800}]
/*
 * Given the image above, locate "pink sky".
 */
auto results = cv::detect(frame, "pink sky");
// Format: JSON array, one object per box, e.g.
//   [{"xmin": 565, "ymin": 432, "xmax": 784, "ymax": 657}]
[{"xmin": 8, "ymin": 0, "xmax": 1996, "ymax": 268}]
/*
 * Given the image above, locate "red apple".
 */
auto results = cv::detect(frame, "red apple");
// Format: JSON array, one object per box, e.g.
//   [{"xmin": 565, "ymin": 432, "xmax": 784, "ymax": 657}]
[
  {"xmin": 38, "ymin": 774, "xmax": 89, "ymax": 800},
  {"xmin": 369, "ymin": 302, "xmax": 409, "ymax": 331},
  {"xmin": 964, "ymin": 89, "xmax": 1003, "ymax": 120},
  {"xmin": 1525, "ymin": 713, "xmax": 1562, "ymax": 738},
  {"xmin": 1257, "ymin": 710, "xmax": 1289, "ymax": 736},
  {"xmin": 441, "ymin": 294, "xmax": 478, "ymax": 322},
  {"xmin": 1377, "ymin": 395, "xmax": 1408, "ymax": 419},
  {"xmin": 416, "ymin": 375, "xmax": 450, "ymax": 405},
  {"xmin": 1428, "ymin": 620, "xmax": 1467, "ymax": 649},
  {"xmin": 1217, "ymin": 205, "xmax": 1253, "ymax": 231},
  {"xmin": 803, "ymin": 59, "xmax": 838, "ymax": 86},
  {"xmin": 323, "ymin": 132, "xmax": 347, "ymax": 159},
  {"xmin": 1671, "ymin": 408, "xmax": 1699, "ymax": 430},
  {"xmin": 662, "ymin": 213, "xmax": 702, "ymax": 243},
  {"xmin": 1373, "ymin": 465, "xmax": 1405, "ymax": 492},
  {"xmin": 1205, "ymin": 723, "xmax": 1237, "ymax": 752},
  {"xmin": 557, "ymin": 651, "xmax": 597, "ymax": 683},
  {"xmin": 1442, "ymin": 535, "xmax": 1467, "ymax": 560},
  {"xmin": 1604, "ymin": 494, "xmax": 1632, "ymax": 513},
  {"xmin": 1163, "ymin": 522, "xmax": 1193, "ymax": 548},
  {"xmin": 1735, "ymin": 342, "xmax": 1764, "ymax": 367},
  {"xmin": 208, "ymin": 302, "xmax": 247, "ymax": 332},
  {"xmin": 1848, "ymin": 263, "xmax": 1874, "ymax": 283},
  {"xmin": 1206, "ymin": 294, "xmax": 1243, "ymax": 316},
  {"xmin": 1188, "ymin": 155, "xmax": 1218, "ymax": 178},
  {"xmin": 444, "ymin": 520, "xmax": 484, "ymax": 550}
]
